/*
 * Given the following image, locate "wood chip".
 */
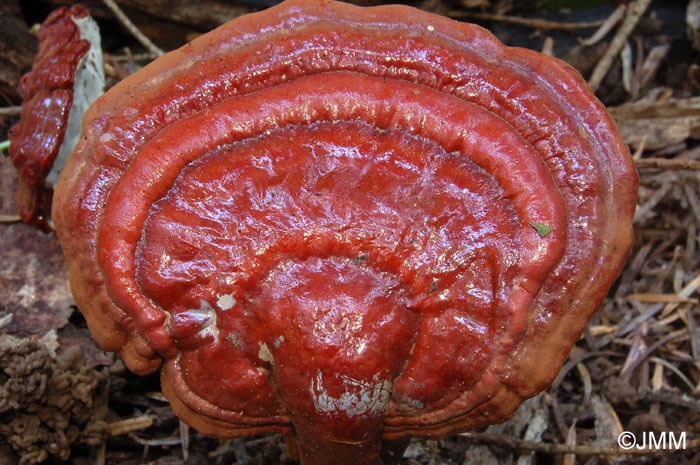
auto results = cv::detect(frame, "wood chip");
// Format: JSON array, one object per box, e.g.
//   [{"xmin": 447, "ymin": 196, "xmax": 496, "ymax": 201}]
[
  {"xmin": 177, "ymin": 421, "xmax": 188, "ymax": 460},
  {"xmin": 541, "ymin": 36, "xmax": 553, "ymax": 56},
  {"xmin": 683, "ymin": 307, "xmax": 700, "ymax": 361},
  {"xmin": 108, "ymin": 416, "xmax": 154, "ymax": 436},
  {"xmin": 576, "ymin": 362, "xmax": 592, "ymax": 405},
  {"xmin": 589, "ymin": 325, "xmax": 618, "ymax": 336},
  {"xmin": 563, "ymin": 420, "xmax": 577, "ymax": 465}
]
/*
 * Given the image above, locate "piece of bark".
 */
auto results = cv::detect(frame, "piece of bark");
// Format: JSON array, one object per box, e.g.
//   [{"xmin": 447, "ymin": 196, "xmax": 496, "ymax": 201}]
[{"xmin": 609, "ymin": 96, "xmax": 700, "ymax": 150}]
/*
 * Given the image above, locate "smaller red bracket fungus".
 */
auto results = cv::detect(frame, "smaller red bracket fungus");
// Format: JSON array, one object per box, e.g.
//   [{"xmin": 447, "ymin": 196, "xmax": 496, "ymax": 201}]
[
  {"xmin": 9, "ymin": 5, "xmax": 103, "ymax": 231},
  {"xmin": 53, "ymin": 1, "xmax": 638, "ymax": 464}
]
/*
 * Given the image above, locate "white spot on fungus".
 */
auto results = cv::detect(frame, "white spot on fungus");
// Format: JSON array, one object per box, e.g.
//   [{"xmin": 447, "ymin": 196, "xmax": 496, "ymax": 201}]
[
  {"xmin": 217, "ymin": 294, "xmax": 236, "ymax": 310},
  {"xmin": 183, "ymin": 300, "xmax": 219, "ymax": 344},
  {"xmin": 309, "ymin": 371, "xmax": 391, "ymax": 417},
  {"xmin": 258, "ymin": 342, "xmax": 274, "ymax": 364}
]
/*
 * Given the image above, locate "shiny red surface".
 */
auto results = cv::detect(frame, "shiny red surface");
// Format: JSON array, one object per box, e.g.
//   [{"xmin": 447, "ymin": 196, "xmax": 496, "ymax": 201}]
[
  {"xmin": 53, "ymin": 1, "xmax": 638, "ymax": 463},
  {"xmin": 9, "ymin": 5, "xmax": 89, "ymax": 231},
  {"xmin": 10, "ymin": 90, "xmax": 72, "ymax": 185},
  {"xmin": 140, "ymin": 116, "xmax": 520, "ymax": 418}
]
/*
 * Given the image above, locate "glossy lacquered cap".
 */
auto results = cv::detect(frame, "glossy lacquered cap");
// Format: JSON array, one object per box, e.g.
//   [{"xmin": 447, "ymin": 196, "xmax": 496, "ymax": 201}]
[
  {"xmin": 53, "ymin": 1, "xmax": 638, "ymax": 464},
  {"xmin": 11, "ymin": 5, "xmax": 102, "ymax": 231}
]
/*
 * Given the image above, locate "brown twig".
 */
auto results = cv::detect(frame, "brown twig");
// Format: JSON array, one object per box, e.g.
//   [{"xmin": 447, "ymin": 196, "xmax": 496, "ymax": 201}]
[
  {"xmin": 448, "ymin": 11, "xmax": 605, "ymax": 31},
  {"xmin": 588, "ymin": 0, "xmax": 653, "ymax": 92},
  {"xmin": 101, "ymin": 0, "xmax": 164, "ymax": 57},
  {"xmin": 627, "ymin": 293, "xmax": 699, "ymax": 304},
  {"xmin": 580, "ymin": 5, "xmax": 627, "ymax": 46},
  {"xmin": 127, "ymin": 433, "xmax": 181, "ymax": 446},
  {"xmin": 0, "ymin": 313, "xmax": 13, "ymax": 330},
  {"xmin": 635, "ymin": 158, "xmax": 700, "ymax": 171},
  {"xmin": 0, "ymin": 214, "xmax": 22, "ymax": 223},
  {"xmin": 112, "ymin": 51, "xmax": 159, "ymax": 62},
  {"xmin": 0, "ymin": 106, "xmax": 22, "ymax": 116},
  {"xmin": 460, "ymin": 431, "xmax": 700, "ymax": 456},
  {"xmin": 108, "ymin": 416, "xmax": 154, "ymax": 436}
]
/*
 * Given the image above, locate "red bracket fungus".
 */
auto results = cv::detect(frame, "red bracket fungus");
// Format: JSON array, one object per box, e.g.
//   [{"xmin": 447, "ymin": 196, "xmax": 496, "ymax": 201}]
[
  {"xmin": 53, "ymin": 1, "xmax": 638, "ymax": 463},
  {"xmin": 10, "ymin": 5, "xmax": 103, "ymax": 231}
]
